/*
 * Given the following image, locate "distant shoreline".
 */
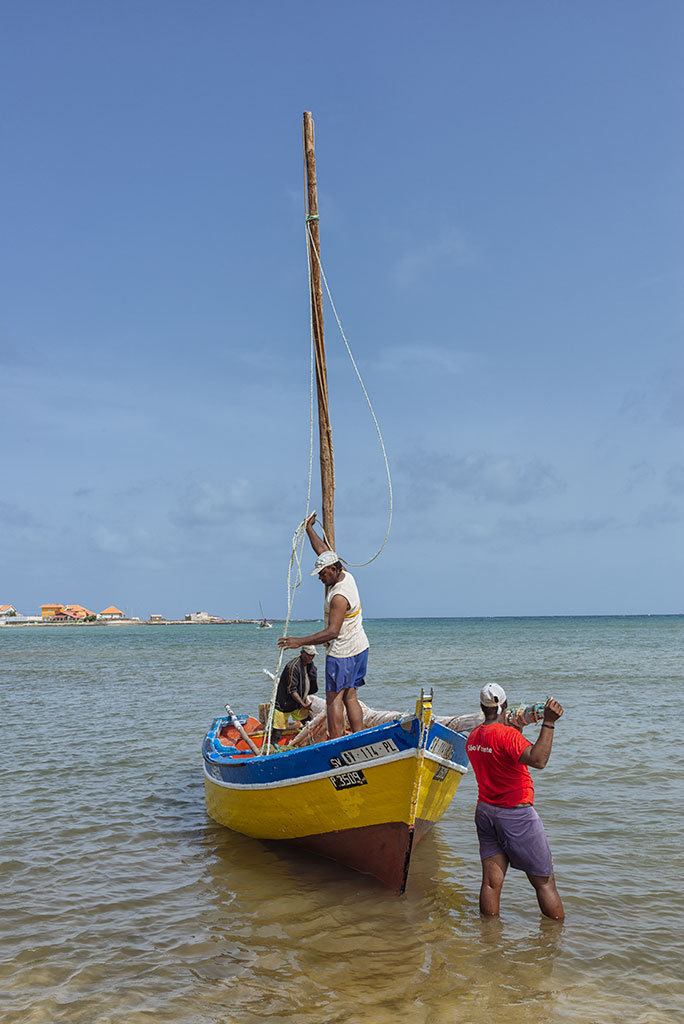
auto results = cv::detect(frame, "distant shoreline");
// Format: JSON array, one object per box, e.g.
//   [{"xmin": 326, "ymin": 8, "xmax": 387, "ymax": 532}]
[
  {"xmin": 1, "ymin": 614, "xmax": 274, "ymax": 622},
  {"xmin": 1, "ymin": 613, "xmax": 681, "ymax": 629},
  {"xmin": 0, "ymin": 619, "xmax": 295, "ymax": 628}
]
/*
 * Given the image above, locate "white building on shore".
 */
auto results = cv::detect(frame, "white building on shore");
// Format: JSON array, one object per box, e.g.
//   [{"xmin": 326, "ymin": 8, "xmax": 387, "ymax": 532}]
[{"xmin": 99, "ymin": 606, "xmax": 125, "ymax": 620}]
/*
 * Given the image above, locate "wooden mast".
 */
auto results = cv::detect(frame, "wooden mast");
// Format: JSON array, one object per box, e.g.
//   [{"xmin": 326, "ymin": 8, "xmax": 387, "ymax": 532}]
[{"xmin": 303, "ymin": 111, "xmax": 336, "ymax": 552}]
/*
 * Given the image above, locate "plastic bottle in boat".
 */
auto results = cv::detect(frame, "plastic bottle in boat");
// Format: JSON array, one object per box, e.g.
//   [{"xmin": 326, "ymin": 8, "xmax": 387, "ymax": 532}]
[{"xmin": 507, "ymin": 702, "xmax": 547, "ymax": 728}]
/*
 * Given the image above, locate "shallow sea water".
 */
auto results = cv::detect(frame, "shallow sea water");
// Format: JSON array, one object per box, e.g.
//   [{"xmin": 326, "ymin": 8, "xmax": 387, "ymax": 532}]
[{"xmin": 1, "ymin": 616, "xmax": 683, "ymax": 1023}]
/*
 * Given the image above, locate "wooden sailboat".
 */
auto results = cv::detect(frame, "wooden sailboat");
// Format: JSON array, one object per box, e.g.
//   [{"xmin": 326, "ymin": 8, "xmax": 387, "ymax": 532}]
[
  {"xmin": 202, "ymin": 113, "xmax": 473, "ymax": 893},
  {"xmin": 257, "ymin": 602, "xmax": 272, "ymax": 628}
]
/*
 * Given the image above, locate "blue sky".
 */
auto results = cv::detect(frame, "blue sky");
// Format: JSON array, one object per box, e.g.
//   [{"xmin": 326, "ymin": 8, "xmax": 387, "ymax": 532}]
[{"xmin": 2, "ymin": 1, "xmax": 682, "ymax": 619}]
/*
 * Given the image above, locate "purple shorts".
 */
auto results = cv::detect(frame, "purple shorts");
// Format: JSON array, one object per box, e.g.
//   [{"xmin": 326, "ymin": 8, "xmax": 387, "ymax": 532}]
[
  {"xmin": 475, "ymin": 802, "xmax": 554, "ymax": 877},
  {"xmin": 325, "ymin": 649, "xmax": 368, "ymax": 693}
]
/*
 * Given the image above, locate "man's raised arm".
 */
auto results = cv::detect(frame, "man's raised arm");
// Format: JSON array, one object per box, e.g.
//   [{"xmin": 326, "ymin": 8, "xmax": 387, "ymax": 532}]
[
  {"xmin": 306, "ymin": 512, "xmax": 329, "ymax": 556},
  {"xmin": 518, "ymin": 698, "xmax": 563, "ymax": 770}
]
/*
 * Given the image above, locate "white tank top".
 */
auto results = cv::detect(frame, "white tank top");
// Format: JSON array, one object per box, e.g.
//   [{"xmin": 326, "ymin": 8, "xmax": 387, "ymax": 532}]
[{"xmin": 324, "ymin": 570, "xmax": 369, "ymax": 659}]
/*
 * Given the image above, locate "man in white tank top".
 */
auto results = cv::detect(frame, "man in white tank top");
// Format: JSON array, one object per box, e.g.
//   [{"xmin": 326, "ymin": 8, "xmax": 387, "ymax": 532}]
[{"xmin": 277, "ymin": 513, "xmax": 369, "ymax": 739}]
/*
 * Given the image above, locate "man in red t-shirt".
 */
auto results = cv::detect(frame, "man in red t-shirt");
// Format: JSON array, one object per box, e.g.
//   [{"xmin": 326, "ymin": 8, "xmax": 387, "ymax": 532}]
[{"xmin": 466, "ymin": 683, "xmax": 564, "ymax": 920}]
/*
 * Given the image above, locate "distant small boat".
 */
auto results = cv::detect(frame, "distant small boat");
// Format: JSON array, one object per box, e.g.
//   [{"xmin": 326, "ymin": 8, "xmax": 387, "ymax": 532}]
[{"xmin": 257, "ymin": 602, "xmax": 272, "ymax": 628}]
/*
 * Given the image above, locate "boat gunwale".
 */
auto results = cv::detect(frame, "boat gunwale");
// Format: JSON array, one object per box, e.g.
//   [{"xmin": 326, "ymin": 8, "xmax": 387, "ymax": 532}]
[
  {"xmin": 203, "ymin": 742, "xmax": 468, "ymax": 790},
  {"xmin": 205, "ymin": 713, "xmax": 469, "ymax": 758},
  {"xmin": 204, "ymin": 714, "xmax": 410, "ymax": 760},
  {"xmin": 203, "ymin": 714, "xmax": 469, "ymax": 788}
]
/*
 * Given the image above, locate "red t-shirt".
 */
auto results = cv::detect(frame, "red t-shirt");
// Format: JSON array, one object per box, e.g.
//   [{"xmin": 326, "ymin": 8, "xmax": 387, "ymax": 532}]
[{"xmin": 466, "ymin": 722, "xmax": 534, "ymax": 806}]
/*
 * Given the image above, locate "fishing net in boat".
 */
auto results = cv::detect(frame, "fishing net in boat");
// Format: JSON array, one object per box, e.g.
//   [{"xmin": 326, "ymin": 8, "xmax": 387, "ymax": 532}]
[{"xmin": 284, "ymin": 695, "xmax": 485, "ymax": 749}]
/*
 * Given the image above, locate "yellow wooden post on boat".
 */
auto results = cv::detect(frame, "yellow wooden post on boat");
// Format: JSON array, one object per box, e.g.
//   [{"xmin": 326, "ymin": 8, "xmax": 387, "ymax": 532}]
[
  {"xmin": 415, "ymin": 688, "xmax": 433, "ymax": 727},
  {"xmin": 410, "ymin": 694, "xmax": 433, "ymax": 820},
  {"xmin": 396, "ymin": 689, "xmax": 435, "ymax": 893}
]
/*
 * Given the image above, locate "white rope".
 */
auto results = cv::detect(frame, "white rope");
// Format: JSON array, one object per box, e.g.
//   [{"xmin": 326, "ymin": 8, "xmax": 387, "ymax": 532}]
[
  {"xmin": 261, "ymin": 210, "xmax": 320, "ymax": 754},
  {"xmin": 261, "ymin": 516, "xmax": 312, "ymax": 753},
  {"xmin": 261, "ymin": 206, "xmax": 394, "ymax": 750},
  {"xmin": 306, "ymin": 222, "xmax": 393, "ymax": 567}
]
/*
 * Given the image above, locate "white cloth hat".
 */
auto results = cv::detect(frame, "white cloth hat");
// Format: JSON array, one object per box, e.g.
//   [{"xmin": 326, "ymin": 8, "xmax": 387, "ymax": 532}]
[
  {"xmin": 311, "ymin": 550, "xmax": 339, "ymax": 575},
  {"xmin": 301, "ymin": 645, "xmax": 317, "ymax": 655},
  {"xmin": 480, "ymin": 682, "xmax": 507, "ymax": 710}
]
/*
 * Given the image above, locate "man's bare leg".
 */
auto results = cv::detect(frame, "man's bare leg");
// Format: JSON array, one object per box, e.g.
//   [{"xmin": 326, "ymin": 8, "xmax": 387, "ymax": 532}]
[
  {"xmin": 527, "ymin": 873, "xmax": 565, "ymax": 920},
  {"xmin": 343, "ymin": 688, "xmax": 363, "ymax": 732},
  {"xmin": 480, "ymin": 854, "xmax": 508, "ymax": 916},
  {"xmin": 326, "ymin": 691, "xmax": 345, "ymax": 739}
]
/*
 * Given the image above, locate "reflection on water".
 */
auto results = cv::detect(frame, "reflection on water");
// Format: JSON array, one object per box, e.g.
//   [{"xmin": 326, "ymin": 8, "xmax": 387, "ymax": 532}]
[
  {"xmin": 2, "ymin": 619, "xmax": 684, "ymax": 1023},
  {"xmin": 195, "ymin": 823, "xmax": 567, "ymax": 1024}
]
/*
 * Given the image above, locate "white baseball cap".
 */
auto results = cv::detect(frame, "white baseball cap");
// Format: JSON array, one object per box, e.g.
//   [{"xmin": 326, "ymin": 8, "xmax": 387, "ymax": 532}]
[
  {"xmin": 301, "ymin": 645, "xmax": 317, "ymax": 655},
  {"xmin": 480, "ymin": 683, "xmax": 507, "ymax": 711},
  {"xmin": 311, "ymin": 550, "xmax": 339, "ymax": 575}
]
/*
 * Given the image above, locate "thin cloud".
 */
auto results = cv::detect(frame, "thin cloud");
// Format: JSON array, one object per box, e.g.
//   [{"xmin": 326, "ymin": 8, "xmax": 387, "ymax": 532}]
[
  {"xmin": 90, "ymin": 521, "xmax": 182, "ymax": 571},
  {"xmin": 400, "ymin": 450, "xmax": 565, "ymax": 506},
  {"xmin": 620, "ymin": 368, "xmax": 684, "ymax": 429},
  {"xmin": 636, "ymin": 503, "xmax": 682, "ymax": 528},
  {"xmin": 619, "ymin": 389, "xmax": 650, "ymax": 426},
  {"xmin": 0, "ymin": 501, "xmax": 41, "ymax": 527},
  {"xmin": 623, "ymin": 461, "xmax": 656, "ymax": 494},
  {"xmin": 496, "ymin": 515, "xmax": 620, "ymax": 544},
  {"xmin": 452, "ymin": 514, "xmax": 621, "ymax": 549},
  {"xmin": 665, "ymin": 464, "xmax": 684, "ymax": 496},
  {"xmin": 173, "ymin": 479, "xmax": 255, "ymax": 528},
  {"xmin": 171, "ymin": 479, "xmax": 304, "ymax": 542},
  {"xmin": 662, "ymin": 375, "xmax": 684, "ymax": 428},
  {"xmin": 93, "ymin": 525, "xmax": 138, "ymax": 556},
  {"xmin": 374, "ymin": 343, "xmax": 473, "ymax": 376},
  {"xmin": 391, "ymin": 229, "xmax": 475, "ymax": 287}
]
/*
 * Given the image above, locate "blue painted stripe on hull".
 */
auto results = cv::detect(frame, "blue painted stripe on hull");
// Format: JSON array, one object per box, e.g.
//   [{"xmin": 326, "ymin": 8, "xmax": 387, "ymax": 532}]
[
  {"xmin": 204, "ymin": 745, "xmax": 417, "ymax": 788},
  {"xmin": 204, "ymin": 718, "xmax": 420, "ymax": 783},
  {"xmin": 203, "ymin": 716, "xmax": 469, "ymax": 788},
  {"xmin": 203, "ymin": 746, "xmax": 467, "ymax": 790}
]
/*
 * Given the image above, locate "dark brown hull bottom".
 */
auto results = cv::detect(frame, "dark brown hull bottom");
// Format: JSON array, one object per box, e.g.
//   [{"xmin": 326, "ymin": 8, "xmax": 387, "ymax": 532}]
[{"xmin": 282, "ymin": 818, "xmax": 435, "ymax": 893}]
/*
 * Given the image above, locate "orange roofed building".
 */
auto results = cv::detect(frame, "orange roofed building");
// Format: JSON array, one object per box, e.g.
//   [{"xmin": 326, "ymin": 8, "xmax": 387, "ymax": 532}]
[
  {"xmin": 100, "ymin": 606, "xmax": 124, "ymax": 619},
  {"xmin": 40, "ymin": 603, "xmax": 94, "ymax": 620},
  {"xmin": 64, "ymin": 605, "xmax": 94, "ymax": 619},
  {"xmin": 41, "ymin": 604, "xmax": 65, "ymax": 619}
]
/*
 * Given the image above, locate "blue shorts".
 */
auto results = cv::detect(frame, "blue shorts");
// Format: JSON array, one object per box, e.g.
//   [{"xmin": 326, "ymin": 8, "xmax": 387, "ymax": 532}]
[
  {"xmin": 475, "ymin": 802, "xmax": 554, "ymax": 877},
  {"xmin": 325, "ymin": 649, "xmax": 369, "ymax": 693}
]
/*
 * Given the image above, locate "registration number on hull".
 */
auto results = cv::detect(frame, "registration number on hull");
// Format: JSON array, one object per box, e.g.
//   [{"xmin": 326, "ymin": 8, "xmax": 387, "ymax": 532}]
[
  {"xmin": 330, "ymin": 770, "xmax": 367, "ymax": 790},
  {"xmin": 329, "ymin": 738, "xmax": 399, "ymax": 770},
  {"xmin": 429, "ymin": 737, "xmax": 455, "ymax": 761}
]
